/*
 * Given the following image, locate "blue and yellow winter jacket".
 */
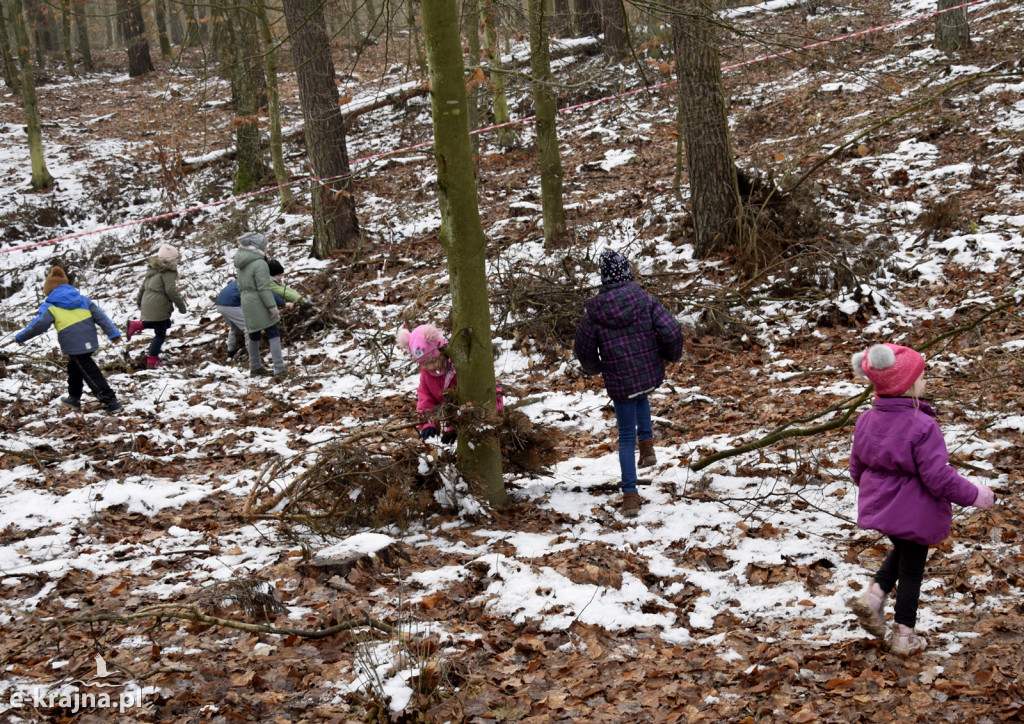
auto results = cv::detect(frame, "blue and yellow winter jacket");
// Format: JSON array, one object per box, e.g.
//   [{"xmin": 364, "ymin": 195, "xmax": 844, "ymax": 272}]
[{"xmin": 15, "ymin": 284, "xmax": 121, "ymax": 355}]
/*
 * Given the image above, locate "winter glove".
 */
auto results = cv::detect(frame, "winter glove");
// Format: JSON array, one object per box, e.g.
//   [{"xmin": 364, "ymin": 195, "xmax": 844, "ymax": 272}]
[
  {"xmin": 176, "ymin": 305, "xmax": 187, "ymax": 315},
  {"xmin": 441, "ymin": 429, "xmax": 457, "ymax": 445},
  {"xmin": 973, "ymin": 485, "xmax": 995, "ymax": 509},
  {"xmin": 419, "ymin": 425, "xmax": 438, "ymax": 441}
]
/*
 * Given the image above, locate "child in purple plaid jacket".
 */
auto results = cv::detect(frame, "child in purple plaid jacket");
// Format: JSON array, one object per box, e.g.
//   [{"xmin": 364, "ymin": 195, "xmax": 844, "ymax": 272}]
[{"xmin": 574, "ymin": 249, "xmax": 683, "ymax": 517}]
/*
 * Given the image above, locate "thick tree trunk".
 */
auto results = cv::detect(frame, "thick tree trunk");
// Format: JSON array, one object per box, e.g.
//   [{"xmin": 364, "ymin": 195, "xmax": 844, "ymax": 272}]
[
  {"xmin": 117, "ymin": 0, "xmax": 155, "ymax": 76},
  {"xmin": 672, "ymin": 0, "xmax": 740, "ymax": 259},
  {"xmin": 9, "ymin": 0, "xmax": 53, "ymax": 190},
  {"xmin": 283, "ymin": 0, "xmax": 362, "ymax": 259},
  {"xmin": 601, "ymin": 0, "xmax": 628, "ymax": 61},
  {"xmin": 480, "ymin": 0, "xmax": 514, "ymax": 147},
  {"xmin": 529, "ymin": 0, "xmax": 568, "ymax": 250},
  {"xmin": 73, "ymin": 0, "xmax": 93, "ymax": 71},
  {"xmin": 182, "ymin": 0, "xmax": 201, "ymax": 47},
  {"xmin": 421, "ymin": 0, "xmax": 508, "ymax": 507},
  {"xmin": 255, "ymin": 0, "xmax": 294, "ymax": 207},
  {"xmin": 935, "ymin": 0, "xmax": 969, "ymax": 54},
  {"xmin": 168, "ymin": 0, "xmax": 184, "ymax": 45},
  {"xmin": 0, "ymin": 1, "xmax": 23, "ymax": 92}
]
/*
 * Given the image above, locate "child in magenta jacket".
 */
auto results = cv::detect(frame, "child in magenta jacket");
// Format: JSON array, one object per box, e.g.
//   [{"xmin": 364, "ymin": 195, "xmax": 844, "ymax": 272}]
[
  {"xmin": 397, "ymin": 324, "xmax": 502, "ymax": 444},
  {"xmin": 848, "ymin": 343, "xmax": 994, "ymax": 655}
]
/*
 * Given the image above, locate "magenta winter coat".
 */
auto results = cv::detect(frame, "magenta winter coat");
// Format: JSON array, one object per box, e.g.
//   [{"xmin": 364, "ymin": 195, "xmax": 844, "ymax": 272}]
[{"xmin": 850, "ymin": 397, "xmax": 980, "ymax": 546}]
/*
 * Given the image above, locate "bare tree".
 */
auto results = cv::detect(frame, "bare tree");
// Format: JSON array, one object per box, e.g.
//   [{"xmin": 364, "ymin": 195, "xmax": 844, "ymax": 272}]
[
  {"xmin": 672, "ymin": 0, "xmax": 741, "ymax": 258},
  {"xmin": 8, "ymin": 0, "xmax": 53, "ymax": 189},
  {"xmin": 528, "ymin": 0, "xmax": 568, "ymax": 249},
  {"xmin": 283, "ymin": 0, "xmax": 362, "ymax": 259},
  {"xmin": 421, "ymin": 0, "xmax": 508, "ymax": 506},
  {"xmin": 117, "ymin": 0, "xmax": 155, "ymax": 76},
  {"xmin": 73, "ymin": 0, "xmax": 93, "ymax": 71},
  {"xmin": 935, "ymin": 0, "xmax": 969, "ymax": 54}
]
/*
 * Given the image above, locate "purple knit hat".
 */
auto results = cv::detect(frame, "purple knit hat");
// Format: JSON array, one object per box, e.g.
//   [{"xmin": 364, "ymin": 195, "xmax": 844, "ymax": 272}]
[
  {"xmin": 598, "ymin": 249, "xmax": 633, "ymax": 284},
  {"xmin": 852, "ymin": 343, "xmax": 925, "ymax": 396}
]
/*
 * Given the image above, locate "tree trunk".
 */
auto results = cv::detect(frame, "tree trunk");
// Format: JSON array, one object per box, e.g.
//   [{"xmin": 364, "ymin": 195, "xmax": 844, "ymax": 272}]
[
  {"xmin": 73, "ymin": 0, "xmax": 94, "ymax": 71},
  {"xmin": 154, "ymin": 0, "xmax": 173, "ymax": 57},
  {"xmin": 283, "ymin": 0, "xmax": 362, "ymax": 259},
  {"xmin": 117, "ymin": 0, "xmax": 155, "ymax": 75},
  {"xmin": 601, "ymin": 0, "xmax": 628, "ymax": 61},
  {"xmin": 480, "ymin": 0, "xmax": 513, "ymax": 147},
  {"xmin": 254, "ymin": 0, "xmax": 294, "ymax": 207},
  {"xmin": 60, "ymin": 0, "xmax": 76, "ymax": 75},
  {"xmin": 9, "ymin": 0, "xmax": 53, "ymax": 189},
  {"xmin": 182, "ymin": 0, "xmax": 201, "ymax": 47},
  {"xmin": 576, "ymin": 0, "xmax": 602, "ymax": 37},
  {"xmin": 421, "ymin": 0, "xmax": 508, "ymax": 507},
  {"xmin": 672, "ymin": 0, "xmax": 740, "ymax": 259},
  {"xmin": 0, "ymin": 0, "xmax": 23, "ymax": 92},
  {"xmin": 223, "ymin": 0, "xmax": 266, "ymax": 193},
  {"xmin": 464, "ymin": 0, "xmax": 480, "ymax": 156},
  {"xmin": 935, "ymin": 0, "xmax": 969, "ymax": 54},
  {"xmin": 168, "ymin": 0, "xmax": 184, "ymax": 45},
  {"xmin": 529, "ymin": 0, "xmax": 568, "ymax": 249}
]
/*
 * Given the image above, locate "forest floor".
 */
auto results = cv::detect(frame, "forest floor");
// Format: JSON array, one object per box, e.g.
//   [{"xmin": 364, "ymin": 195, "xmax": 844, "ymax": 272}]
[{"xmin": 1, "ymin": 1, "xmax": 1024, "ymax": 722}]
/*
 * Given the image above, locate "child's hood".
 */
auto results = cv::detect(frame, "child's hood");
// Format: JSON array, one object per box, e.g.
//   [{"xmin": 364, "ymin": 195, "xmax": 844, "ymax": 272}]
[
  {"xmin": 45, "ymin": 285, "xmax": 90, "ymax": 310},
  {"xmin": 585, "ymin": 282, "xmax": 645, "ymax": 329},
  {"xmin": 234, "ymin": 247, "xmax": 266, "ymax": 272},
  {"xmin": 147, "ymin": 257, "xmax": 178, "ymax": 273}
]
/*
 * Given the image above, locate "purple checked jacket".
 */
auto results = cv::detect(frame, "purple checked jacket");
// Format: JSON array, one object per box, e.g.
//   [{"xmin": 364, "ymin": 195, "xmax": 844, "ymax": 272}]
[{"xmin": 574, "ymin": 280, "xmax": 683, "ymax": 402}]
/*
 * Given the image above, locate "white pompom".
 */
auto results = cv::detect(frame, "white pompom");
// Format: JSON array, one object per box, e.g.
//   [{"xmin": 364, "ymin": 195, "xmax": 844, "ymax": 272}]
[
  {"xmin": 851, "ymin": 351, "xmax": 867, "ymax": 378},
  {"xmin": 396, "ymin": 326, "xmax": 411, "ymax": 352},
  {"xmin": 866, "ymin": 344, "xmax": 895, "ymax": 370}
]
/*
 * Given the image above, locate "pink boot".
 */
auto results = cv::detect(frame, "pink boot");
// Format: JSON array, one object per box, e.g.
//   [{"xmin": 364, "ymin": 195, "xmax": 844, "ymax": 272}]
[
  {"xmin": 127, "ymin": 320, "xmax": 144, "ymax": 341},
  {"xmin": 849, "ymin": 581, "xmax": 887, "ymax": 639},
  {"xmin": 146, "ymin": 355, "xmax": 162, "ymax": 368}
]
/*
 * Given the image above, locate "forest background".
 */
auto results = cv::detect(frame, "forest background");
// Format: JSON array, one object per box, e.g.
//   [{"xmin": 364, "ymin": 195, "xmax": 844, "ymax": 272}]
[{"xmin": 0, "ymin": 0, "xmax": 1023, "ymax": 721}]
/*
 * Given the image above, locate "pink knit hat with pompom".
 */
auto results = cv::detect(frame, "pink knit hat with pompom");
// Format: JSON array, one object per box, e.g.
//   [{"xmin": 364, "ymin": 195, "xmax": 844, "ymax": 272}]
[
  {"xmin": 396, "ymin": 324, "xmax": 448, "ymax": 361},
  {"xmin": 851, "ymin": 343, "xmax": 925, "ymax": 397}
]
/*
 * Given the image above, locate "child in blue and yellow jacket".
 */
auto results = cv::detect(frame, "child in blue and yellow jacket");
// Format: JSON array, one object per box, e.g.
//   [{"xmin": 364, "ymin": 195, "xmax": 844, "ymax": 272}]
[{"xmin": 14, "ymin": 266, "xmax": 124, "ymax": 413}]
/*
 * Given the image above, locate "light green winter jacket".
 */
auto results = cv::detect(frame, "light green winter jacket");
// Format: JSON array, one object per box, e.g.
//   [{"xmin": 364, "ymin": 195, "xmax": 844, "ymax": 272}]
[
  {"xmin": 234, "ymin": 247, "xmax": 278, "ymax": 333},
  {"xmin": 137, "ymin": 258, "xmax": 187, "ymax": 322}
]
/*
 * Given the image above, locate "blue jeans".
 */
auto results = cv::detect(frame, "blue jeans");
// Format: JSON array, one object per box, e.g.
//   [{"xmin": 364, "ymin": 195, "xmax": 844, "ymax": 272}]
[
  {"xmin": 143, "ymin": 320, "xmax": 172, "ymax": 357},
  {"xmin": 613, "ymin": 395, "xmax": 653, "ymax": 494}
]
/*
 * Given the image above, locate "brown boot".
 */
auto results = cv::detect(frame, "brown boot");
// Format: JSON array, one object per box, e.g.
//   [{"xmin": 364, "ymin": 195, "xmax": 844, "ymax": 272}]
[
  {"xmin": 638, "ymin": 439, "xmax": 657, "ymax": 468},
  {"xmin": 621, "ymin": 492, "xmax": 642, "ymax": 518}
]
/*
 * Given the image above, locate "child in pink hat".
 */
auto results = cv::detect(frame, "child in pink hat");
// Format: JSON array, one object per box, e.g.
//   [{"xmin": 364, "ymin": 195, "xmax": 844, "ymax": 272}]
[
  {"xmin": 397, "ymin": 324, "xmax": 502, "ymax": 443},
  {"xmin": 397, "ymin": 324, "xmax": 458, "ymax": 442},
  {"xmin": 848, "ymin": 343, "xmax": 994, "ymax": 655}
]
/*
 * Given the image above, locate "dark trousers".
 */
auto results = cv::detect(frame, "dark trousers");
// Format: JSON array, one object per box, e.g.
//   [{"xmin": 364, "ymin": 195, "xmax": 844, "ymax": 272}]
[
  {"xmin": 67, "ymin": 352, "xmax": 117, "ymax": 405},
  {"xmin": 874, "ymin": 536, "xmax": 930, "ymax": 628},
  {"xmin": 143, "ymin": 320, "xmax": 172, "ymax": 357}
]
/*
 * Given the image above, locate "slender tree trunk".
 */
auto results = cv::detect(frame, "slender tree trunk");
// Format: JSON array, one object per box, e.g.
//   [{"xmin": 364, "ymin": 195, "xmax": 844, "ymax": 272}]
[
  {"xmin": 672, "ymin": 0, "xmax": 740, "ymax": 259},
  {"xmin": 73, "ymin": 0, "xmax": 93, "ymax": 71},
  {"xmin": 935, "ymin": 0, "xmax": 969, "ymax": 53},
  {"xmin": 60, "ymin": 0, "xmax": 76, "ymax": 75},
  {"xmin": 529, "ymin": 0, "xmax": 567, "ymax": 249},
  {"xmin": 182, "ymin": 0, "xmax": 201, "ymax": 46},
  {"xmin": 9, "ymin": 0, "xmax": 53, "ymax": 189},
  {"xmin": 601, "ymin": 0, "xmax": 628, "ymax": 61},
  {"xmin": 421, "ymin": 0, "xmax": 508, "ymax": 507},
  {"xmin": 224, "ymin": 0, "xmax": 266, "ymax": 193},
  {"xmin": 168, "ymin": 0, "xmax": 184, "ymax": 45},
  {"xmin": 117, "ymin": 0, "xmax": 155, "ymax": 75},
  {"xmin": 283, "ymin": 0, "xmax": 362, "ymax": 259},
  {"xmin": 480, "ymin": 0, "xmax": 513, "ymax": 147},
  {"xmin": 464, "ymin": 0, "xmax": 480, "ymax": 156},
  {"xmin": 408, "ymin": 0, "xmax": 426, "ymax": 76},
  {"xmin": 0, "ymin": 1, "xmax": 23, "ymax": 92},
  {"xmin": 254, "ymin": 0, "xmax": 293, "ymax": 207},
  {"xmin": 550, "ymin": 0, "xmax": 571, "ymax": 36},
  {"xmin": 154, "ymin": 0, "xmax": 172, "ymax": 56}
]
